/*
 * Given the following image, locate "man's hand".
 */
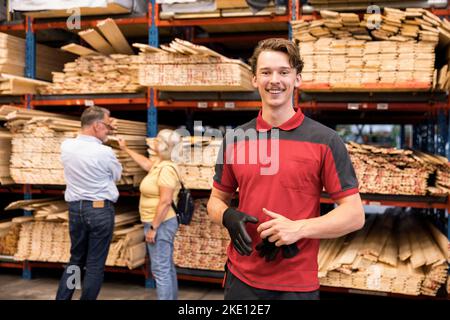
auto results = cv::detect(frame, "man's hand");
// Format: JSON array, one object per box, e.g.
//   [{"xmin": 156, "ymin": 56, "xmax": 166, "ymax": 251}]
[
  {"xmin": 257, "ymin": 208, "xmax": 305, "ymax": 246},
  {"xmin": 222, "ymin": 208, "xmax": 258, "ymax": 256},
  {"xmin": 256, "ymin": 238, "xmax": 299, "ymax": 262},
  {"xmin": 117, "ymin": 138, "xmax": 127, "ymax": 151}
]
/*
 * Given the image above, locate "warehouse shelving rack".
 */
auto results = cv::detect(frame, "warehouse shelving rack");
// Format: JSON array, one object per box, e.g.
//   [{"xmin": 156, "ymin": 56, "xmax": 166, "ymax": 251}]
[{"xmin": 0, "ymin": 0, "xmax": 449, "ymax": 298}]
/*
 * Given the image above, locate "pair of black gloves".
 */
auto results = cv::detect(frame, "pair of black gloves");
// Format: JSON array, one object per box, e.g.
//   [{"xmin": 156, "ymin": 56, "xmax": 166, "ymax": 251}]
[{"xmin": 223, "ymin": 208, "xmax": 299, "ymax": 261}]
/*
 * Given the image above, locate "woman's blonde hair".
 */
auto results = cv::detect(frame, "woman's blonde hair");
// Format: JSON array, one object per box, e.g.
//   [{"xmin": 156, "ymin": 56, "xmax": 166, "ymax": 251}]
[{"xmin": 156, "ymin": 129, "xmax": 181, "ymax": 161}]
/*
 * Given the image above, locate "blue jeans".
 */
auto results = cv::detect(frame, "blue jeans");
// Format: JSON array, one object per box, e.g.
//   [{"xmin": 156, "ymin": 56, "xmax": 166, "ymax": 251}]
[
  {"xmin": 56, "ymin": 200, "xmax": 115, "ymax": 300},
  {"xmin": 144, "ymin": 217, "xmax": 178, "ymax": 300}
]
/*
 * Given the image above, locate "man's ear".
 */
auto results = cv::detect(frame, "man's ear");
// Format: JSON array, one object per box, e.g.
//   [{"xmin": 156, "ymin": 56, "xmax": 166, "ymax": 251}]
[
  {"xmin": 294, "ymin": 73, "xmax": 301, "ymax": 88},
  {"xmin": 252, "ymin": 75, "xmax": 258, "ymax": 89}
]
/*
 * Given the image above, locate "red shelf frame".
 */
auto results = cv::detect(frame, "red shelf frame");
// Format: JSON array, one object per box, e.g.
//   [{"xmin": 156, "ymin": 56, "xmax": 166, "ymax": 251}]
[{"xmin": 31, "ymin": 96, "xmax": 147, "ymax": 111}]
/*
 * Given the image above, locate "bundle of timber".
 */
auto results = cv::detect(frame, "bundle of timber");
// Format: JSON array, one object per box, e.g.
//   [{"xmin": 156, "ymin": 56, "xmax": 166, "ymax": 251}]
[
  {"xmin": 0, "ymin": 127, "xmax": 12, "ymax": 184},
  {"xmin": 0, "ymin": 216, "xmax": 31, "ymax": 256},
  {"xmin": 174, "ymin": 199, "xmax": 229, "ymax": 271},
  {"xmin": 159, "ymin": 0, "xmax": 286, "ymax": 20},
  {"xmin": 10, "ymin": 198, "xmax": 145, "ymax": 269},
  {"xmin": 293, "ymin": 8, "xmax": 447, "ymax": 91},
  {"xmin": 0, "ymin": 32, "xmax": 75, "ymax": 81},
  {"xmin": 169, "ymin": 136, "xmax": 222, "ymax": 189},
  {"xmin": 319, "ymin": 209, "xmax": 449, "ymax": 296},
  {"xmin": 38, "ymin": 54, "xmax": 142, "ymax": 94},
  {"xmin": 39, "ymin": 17, "xmax": 142, "ymax": 94},
  {"xmin": 0, "ymin": 106, "xmax": 147, "ymax": 186},
  {"xmin": 137, "ymin": 39, "xmax": 254, "ymax": 91},
  {"xmin": 347, "ymin": 142, "xmax": 450, "ymax": 196},
  {"xmin": 0, "ymin": 74, "xmax": 50, "ymax": 95},
  {"xmin": 307, "ymin": 1, "xmax": 426, "ymax": 11}
]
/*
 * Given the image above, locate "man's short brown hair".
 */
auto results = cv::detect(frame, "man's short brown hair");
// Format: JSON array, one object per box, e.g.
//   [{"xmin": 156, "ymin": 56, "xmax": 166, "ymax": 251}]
[
  {"xmin": 249, "ymin": 38, "xmax": 303, "ymax": 75},
  {"xmin": 80, "ymin": 106, "xmax": 110, "ymax": 127}
]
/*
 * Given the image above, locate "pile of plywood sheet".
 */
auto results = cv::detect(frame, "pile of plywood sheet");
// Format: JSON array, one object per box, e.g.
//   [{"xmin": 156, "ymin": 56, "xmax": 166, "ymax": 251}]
[
  {"xmin": 159, "ymin": 0, "xmax": 286, "ymax": 20},
  {"xmin": 168, "ymin": 136, "xmax": 222, "ymax": 190},
  {"xmin": 0, "ymin": 32, "xmax": 75, "ymax": 81},
  {"xmin": 319, "ymin": 210, "xmax": 449, "ymax": 296},
  {"xmin": 0, "ymin": 128, "xmax": 12, "ymax": 184},
  {"xmin": 10, "ymin": 198, "xmax": 145, "ymax": 269},
  {"xmin": 137, "ymin": 39, "xmax": 254, "ymax": 91},
  {"xmin": 0, "ymin": 106, "xmax": 147, "ymax": 186},
  {"xmin": 347, "ymin": 142, "xmax": 450, "ymax": 196},
  {"xmin": 174, "ymin": 198, "xmax": 229, "ymax": 271}
]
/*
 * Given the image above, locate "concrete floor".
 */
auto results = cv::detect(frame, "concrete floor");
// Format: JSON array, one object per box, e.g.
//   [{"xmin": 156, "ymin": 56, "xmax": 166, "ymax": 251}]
[{"xmin": 0, "ymin": 269, "xmax": 224, "ymax": 300}]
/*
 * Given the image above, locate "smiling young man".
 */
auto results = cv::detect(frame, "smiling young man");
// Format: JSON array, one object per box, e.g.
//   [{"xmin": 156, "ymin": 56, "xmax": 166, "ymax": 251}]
[{"xmin": 207, "ymin": 38, "xmax": 365, "ymax": 300}]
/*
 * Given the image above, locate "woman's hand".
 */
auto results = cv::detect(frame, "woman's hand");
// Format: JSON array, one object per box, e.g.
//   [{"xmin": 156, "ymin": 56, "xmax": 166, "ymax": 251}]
[
  {"xmin": 145, "ymin": 229, "xmax": 157, "ymax": 243},
  {"xmin": 118, "ymin": 138, "xmax": 127, "ymax": 151}
]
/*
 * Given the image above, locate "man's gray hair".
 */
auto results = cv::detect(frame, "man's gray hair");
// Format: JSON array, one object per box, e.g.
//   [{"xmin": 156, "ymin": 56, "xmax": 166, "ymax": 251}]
[{"xmin": 80, "ymin": 106, "xmax": 110, "ymax": 127}]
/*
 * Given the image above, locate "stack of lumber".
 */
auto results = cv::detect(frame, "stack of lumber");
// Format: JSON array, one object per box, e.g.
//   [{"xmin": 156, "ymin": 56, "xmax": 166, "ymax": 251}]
[
  {"xmin": 347, "ymin": 142, "xmax": 450, "ymax": 196},
  {"xmin": 0, "ymin": 128, "xmax": 12, "ymax": 184},
  {"xmin": 0, "ymin": 106, "xmax": 147, "ymax": 186},
  {"xmin": 160, "ymin": 0, "xmax": 285, "ymax": 20},
  {"xmin": 293, "ymin": 8, "xmax": 447, "ymax": 45},
  {"xmin": 0, "ymin": 217, "xmax": 30, "ymax": 256},
  {"xmin": 137, "ymin": 39, "xmax": 254, "ymax": 91},
  {"xmin": 38, "ymin": 54, "xmax": 142, "ymax": 94},
  {"xmin": 169, "ymin": 136, "xmax": 222, "ymax": 189},
  {"xmin": 293, "ymin": 8, "xmax": 446, "ymax": 91},
  {"xmin": 174, "ymin": 198, "xmax": 229, "ymax": 271},
  {"xmin": 307, "ymin": 1, "xmax": 429, "ymax": 11},
  {"xmin": 0, "ymin": 32, "xmax": 75, "ymax": 81},
  {"xmin": 10, "ymin": 198, "xmax": 145, "ymax": 269},
  {"xmin": 319, "ymin": 210, "xmax": 449, "ymax": 296},
  {"xmin": 0, "ymin": 74, "xmax": 51, "ymax": 95},
  {"xmin": 39, "ymin": 18, "xmax": 141, "ymax": 94}
]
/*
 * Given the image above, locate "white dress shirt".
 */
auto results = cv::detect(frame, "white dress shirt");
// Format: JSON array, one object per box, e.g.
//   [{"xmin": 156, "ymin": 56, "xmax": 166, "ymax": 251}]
[{"xmin": 61, "ymin": 134, "xmax": 122, "ymax": 202}]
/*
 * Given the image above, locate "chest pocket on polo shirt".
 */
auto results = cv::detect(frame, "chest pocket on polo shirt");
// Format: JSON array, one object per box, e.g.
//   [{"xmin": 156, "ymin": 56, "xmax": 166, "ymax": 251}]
[{"xmin": 280, "ymin": 157, "xmax": 320, "ymax": 195}]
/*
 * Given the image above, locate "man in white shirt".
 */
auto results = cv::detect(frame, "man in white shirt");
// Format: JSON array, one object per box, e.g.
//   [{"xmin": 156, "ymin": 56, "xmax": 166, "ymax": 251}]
[{"xmin": 56, "ymin": 106, "xmax": 122, "ymax": 300}]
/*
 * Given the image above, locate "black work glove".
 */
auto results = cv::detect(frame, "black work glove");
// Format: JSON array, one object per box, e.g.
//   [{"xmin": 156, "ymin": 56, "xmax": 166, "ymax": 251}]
[
  {"xmin": 256, "ymin": 238, "xmax": 280, "ymax": 262},
  {"xmin": 256, "ymin": 238, "xmax": 300, "ymax": 261},
  {"xmin": 222, "ymin": 208, "xmax": 259, "ymax": 256}
]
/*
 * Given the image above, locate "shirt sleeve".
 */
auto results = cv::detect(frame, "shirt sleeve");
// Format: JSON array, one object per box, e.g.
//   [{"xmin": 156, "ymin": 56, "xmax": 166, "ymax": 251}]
[
  {"xmin": 158, "ymin": 166, "xmax": 179, "ymax": 189},
  {"xmin": 321, "ymin": 134, "xmax": 359, "ymax": 200},
  {"xmin": 213, "ymin": 134, "xmax": 238, "ymax": 193},
  {"xmin": 106, "ymin": 148, "xmax": 122, "ymax": 182}
]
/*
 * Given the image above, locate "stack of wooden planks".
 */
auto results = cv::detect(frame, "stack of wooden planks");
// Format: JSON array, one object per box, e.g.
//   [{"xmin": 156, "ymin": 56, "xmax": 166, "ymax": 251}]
[
  {"xmin": 0, "ymin": 216, "xmax": 31, "ymax": 256},
  {"xmin": 293, "ymin": 8, "xmax": 447, "ymax": 91},
  {"xmin": 169, "ymin": 136, "xmax": 222, "ymax": 190},
  {"xmin": 0, "ymin": 106, "xmax": 147, "ymax": 186},
  {"xmin": 38, "ymin": 54, "xmax": 142, "ymax": 94},
  {"xmin": 347, "ymin": 142, "xmax": 450, "ymax": 196},
  {"xmin": 0, "ymin": 32, "xmax": 75, "ymax": 81},
  {"xmin": 307, "ymin": 0, "xmax": 428, "ymax": 11},
  {"xmin": 0, "ymin": 127, "xmax": 12, "ymax": 184},
  {"xmin": 319, "ymin": 209, "xmax": 449, "ymax": 296},
  {"xmin": 174, "ymin": 198, "xmax": 229, "ymax": 271},
  {"xmin": 137, "ymin": 38, "xmax": 254, "ymax": 91},
  {"xmin": 160, "ymin": 0, "xmax": 286, "ymax": 20},
  {"xmin": 0, "ymin": 74, "xmax": 51, "ymax": 95},
  {"xmin": 10, "ymin": 198, "xmax": 145, "ymax": 269}
]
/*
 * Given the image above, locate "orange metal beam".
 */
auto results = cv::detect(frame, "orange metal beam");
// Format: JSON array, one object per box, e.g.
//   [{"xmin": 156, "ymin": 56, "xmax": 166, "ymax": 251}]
[
  {"xmin": 157, "ymin": 15, "xmax": 289, "ymax": 27},
  {"xmin": 33, "ymin": 15, "xmax": 148, "ymax": 30},
  {"xmin": 157, "ymin": 100, "xmax": 261, "ymax": 109}
]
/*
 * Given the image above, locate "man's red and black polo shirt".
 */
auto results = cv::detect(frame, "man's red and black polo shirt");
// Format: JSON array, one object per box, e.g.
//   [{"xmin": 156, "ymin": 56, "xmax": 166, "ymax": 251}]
[{"xmin": 213, "ymin": 107, "xmax": 359, "ymax": 292}]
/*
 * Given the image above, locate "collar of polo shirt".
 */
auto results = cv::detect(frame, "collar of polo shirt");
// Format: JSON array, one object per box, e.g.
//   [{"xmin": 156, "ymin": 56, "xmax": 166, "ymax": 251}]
[{"xmin": 256, "ymin": 107, "xmax": 305, "ymax": 132}]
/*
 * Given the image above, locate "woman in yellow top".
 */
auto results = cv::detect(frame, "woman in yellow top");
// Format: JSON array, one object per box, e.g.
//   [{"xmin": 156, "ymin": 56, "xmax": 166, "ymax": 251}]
[{"xmin": 118, "ymin": 129, "xmax": 181, "ymax": 300}]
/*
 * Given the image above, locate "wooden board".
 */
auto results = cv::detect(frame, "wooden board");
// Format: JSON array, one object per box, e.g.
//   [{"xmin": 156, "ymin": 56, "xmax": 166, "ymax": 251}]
[
  {"xmin": 24, "ymin": 3, "xmax": 131, "ymax": 19},
  {"xmin": 78, "ymin": 29, "xmax": 115, "ymax": 55},
  {"xmin": 97, "ymin": 18, "xmax": 134, "ymax": 55},
  {"xmin": 61, "ymin": 43, "xmax": 99, "ymax": 56}
]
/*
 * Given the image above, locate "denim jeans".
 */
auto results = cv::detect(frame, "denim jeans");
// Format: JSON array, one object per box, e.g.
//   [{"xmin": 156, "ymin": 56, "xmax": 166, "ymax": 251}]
[
  {"xmin": 144, "ymin": 217, "xmax": 179, "ymax": 300},
  {"xmin": 56, "ymin": 200, "xmax": 115, "ymax": 300}
]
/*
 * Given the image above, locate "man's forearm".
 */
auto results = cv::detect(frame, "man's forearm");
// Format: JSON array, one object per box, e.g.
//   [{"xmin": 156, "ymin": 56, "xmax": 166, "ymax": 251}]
[
  {"xmin": 302, "ymin": 203, "xmax": 365, "ymax": 239},
  {"xmin": 207, "ymin": 196, "xmax": 229, "ymax": 225}
]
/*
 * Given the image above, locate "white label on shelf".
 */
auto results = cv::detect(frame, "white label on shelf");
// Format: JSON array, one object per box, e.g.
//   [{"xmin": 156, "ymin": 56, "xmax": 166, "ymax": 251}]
[
  {"xmin": 224, "ymin": 102, "xmax": 235, "ymax": 109},
  {"xmin": 368, "ymin": 201, "xmax": 381, "ymax": 206},
  {"xmin": 377, "ymin": 103, "xmax": 388, "ymax": 110},
  {"xmin": 347, "ymin": 103, "xmax": 360, "ymax": 110},
  {"xmin": 84, "ymin": 100, "xmax": 94, "ymax": 107},
  {"xmin": 197, "ymin": 102, "xmax": 208, "ymax": 109}
]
